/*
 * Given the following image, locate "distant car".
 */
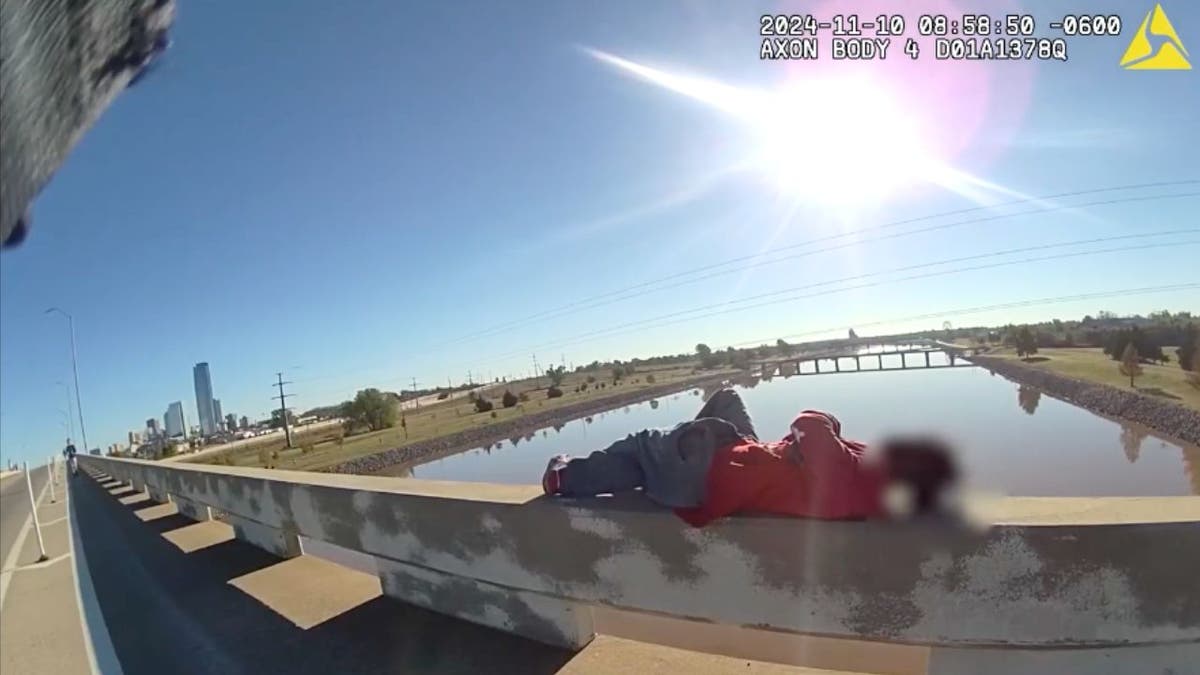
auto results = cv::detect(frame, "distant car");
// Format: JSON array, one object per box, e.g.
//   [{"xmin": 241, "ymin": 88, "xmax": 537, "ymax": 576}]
[{"xmin": 89, "ymin": 449, "xmax": 100, "ymax": 455}]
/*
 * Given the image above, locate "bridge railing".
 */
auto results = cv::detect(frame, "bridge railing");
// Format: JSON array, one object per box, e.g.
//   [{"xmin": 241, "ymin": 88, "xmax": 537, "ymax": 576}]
[{"xmin": 78, "ymin": 455, "xmax": 1200, "ymax": 672}]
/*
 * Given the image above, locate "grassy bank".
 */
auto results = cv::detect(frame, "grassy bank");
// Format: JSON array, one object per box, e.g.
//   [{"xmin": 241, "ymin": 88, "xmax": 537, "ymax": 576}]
[
  {"xmin": 193, "ymin": 363, "xmax": 734, "ymax": 472},
  {"xmin": 986, "ymin": 347, "xmax": 1199, "ymax": 412}
]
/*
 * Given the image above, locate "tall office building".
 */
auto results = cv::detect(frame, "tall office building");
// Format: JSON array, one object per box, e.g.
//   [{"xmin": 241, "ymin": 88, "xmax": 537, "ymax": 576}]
[
  {"xmin": 193, "ymin": 362, "xmax": 217, "ymax": 436},
  {"xmin": 165, "ymin": 401, "xmax": 187, "ymax": 438},
  {"xmin": 146, "ymin": 418, "xmax": 160, "ymax": 438},
  {"xmin": 225, "ymin": 413, "xmax": 237, "ymax": 432},
  {"xmin": 212, "ymin": 398, "xmax": 223, "ymax": 428}
]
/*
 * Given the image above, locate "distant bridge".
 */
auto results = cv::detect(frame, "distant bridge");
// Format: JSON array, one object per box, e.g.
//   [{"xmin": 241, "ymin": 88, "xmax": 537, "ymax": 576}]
[{"xmin": 752, "ymin": 339, "xmax": 982, "ymax": 377}]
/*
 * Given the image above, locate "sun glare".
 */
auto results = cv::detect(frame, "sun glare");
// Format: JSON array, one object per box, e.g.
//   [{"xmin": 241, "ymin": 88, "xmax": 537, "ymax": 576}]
[
  {"xmin": 751, "ymin": 79, "xmax": 934, "ymax": 205},
  {"xmin": 748, "ymin": 78, "xmax": 936, "ymax": 201},
  {"xmin": 585, "ymin": 48, "xmax": 968, "ymax": 211}
]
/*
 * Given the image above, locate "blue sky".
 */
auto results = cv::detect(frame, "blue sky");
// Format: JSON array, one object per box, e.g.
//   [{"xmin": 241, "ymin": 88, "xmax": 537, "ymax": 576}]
[{"xmin": 1, "ymin": 0, "xmax": 1197, "ymax": 463}]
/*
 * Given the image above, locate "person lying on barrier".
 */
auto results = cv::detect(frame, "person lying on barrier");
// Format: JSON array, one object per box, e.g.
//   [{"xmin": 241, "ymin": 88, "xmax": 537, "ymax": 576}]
[{"xmin": 541, "ymin": 388, "xmax": 959, "ymax": 527}]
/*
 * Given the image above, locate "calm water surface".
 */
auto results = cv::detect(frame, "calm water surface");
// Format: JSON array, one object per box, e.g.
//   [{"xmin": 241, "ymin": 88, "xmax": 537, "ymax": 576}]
[{"xmin": 391, "ymin": 354, "xmax": 1199, "ymax": 496}]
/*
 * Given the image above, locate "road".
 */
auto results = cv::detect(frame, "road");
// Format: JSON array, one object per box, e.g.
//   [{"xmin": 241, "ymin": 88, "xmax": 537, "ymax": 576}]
[{"xmin": 0, "ymin": 465, "xmax": 49, "ymax": 572}]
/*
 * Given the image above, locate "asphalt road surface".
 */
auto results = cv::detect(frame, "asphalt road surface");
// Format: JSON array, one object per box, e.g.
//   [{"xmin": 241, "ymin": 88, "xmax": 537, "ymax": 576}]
[{"xmin": 0, "ymin": 465, "xmax": 49, "ymax": 568}]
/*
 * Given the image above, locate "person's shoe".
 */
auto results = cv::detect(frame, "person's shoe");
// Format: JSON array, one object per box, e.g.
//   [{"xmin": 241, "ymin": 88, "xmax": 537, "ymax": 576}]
[{"xmin": 542, "ymin": 454, "xmax": 569, "ymax": 495}]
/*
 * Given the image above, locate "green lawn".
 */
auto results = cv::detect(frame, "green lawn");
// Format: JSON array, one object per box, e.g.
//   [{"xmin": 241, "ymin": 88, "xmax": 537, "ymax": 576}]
[
  {"xmin": 989, "ymin": 347, "xmax": 1200, "ymax": 411},
  {"xmin": 195, "ymin": 363, "xmax": 731, "ymax": 472}
]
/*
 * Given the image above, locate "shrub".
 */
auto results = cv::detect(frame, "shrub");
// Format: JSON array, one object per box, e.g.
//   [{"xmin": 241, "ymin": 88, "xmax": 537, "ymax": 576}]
[
  {"xmin": 502, "ymin": 390, "xmax": 519, "ymax": 408},
  {"xmin": 301, "ymin": 444, "xmax": 314, "ymax": 455},
  {"xmin": 580, "ymin": 382, "xmax": 589, "ymax": 391},
  {"xmin": 474, "ymin": 397, "xmax": 494, "ymax": 413},
  {"xmin": 518, "ymin": 391, "xmax": 529, "ymax": 402},
  {"xmin": 490, "ymin": 410, "xmax": 498, "ymax": 418},
  {"xmin": 547, "ymin": 386, "xmax": 563, "ymax": 399},
  {"xmin": 646, "ymin": 374, "xmax": 656, "ymax": 383},
  {"xmin": 586, "ymin": 375, "xmax": 596, "ymax": 383}
]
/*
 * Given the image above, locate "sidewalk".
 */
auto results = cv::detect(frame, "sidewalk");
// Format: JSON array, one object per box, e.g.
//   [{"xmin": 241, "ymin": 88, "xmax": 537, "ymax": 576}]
[{"xmin": 0, "ymin": 466, "xmax": 94, "ymax": 674}]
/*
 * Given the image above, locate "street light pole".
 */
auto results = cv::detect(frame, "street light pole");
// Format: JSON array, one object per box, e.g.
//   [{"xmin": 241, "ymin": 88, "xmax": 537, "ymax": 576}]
[
  {"xmin": 46, "ymin": 308, "xmax": 88, "ymax": 452},
  {"xmin": 56, "ymin": 381, "xmax": 74, "ymax": 440}
]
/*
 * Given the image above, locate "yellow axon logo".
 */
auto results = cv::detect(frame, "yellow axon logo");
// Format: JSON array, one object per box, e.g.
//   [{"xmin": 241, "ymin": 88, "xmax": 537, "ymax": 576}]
[{"xmin": 1120, "ymin": 3, "xmax": 1191, "ymax": 69}]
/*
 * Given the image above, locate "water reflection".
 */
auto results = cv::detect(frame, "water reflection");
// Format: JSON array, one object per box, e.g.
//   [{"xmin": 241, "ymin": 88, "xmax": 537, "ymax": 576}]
[
  {"xmin": 1017, "ymin": 386, "xmax": 1041, "ymax": 416},
  {"xmin": 398, "ymin": 367, "xmax": 1197, "ymax": 496},
  {"xmin": 1120, "ymin": 423, "xmax": 1149, "ymax": 464},
  {"xmin": 1183, "ymin": 445, "xmax": 1200, "ymax": 493}
]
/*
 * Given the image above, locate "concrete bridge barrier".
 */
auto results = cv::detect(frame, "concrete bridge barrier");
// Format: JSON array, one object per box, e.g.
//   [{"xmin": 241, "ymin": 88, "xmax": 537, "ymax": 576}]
[{"xmin": 78, "ymin": 455, "xmax": 1200, "ymax": 672}]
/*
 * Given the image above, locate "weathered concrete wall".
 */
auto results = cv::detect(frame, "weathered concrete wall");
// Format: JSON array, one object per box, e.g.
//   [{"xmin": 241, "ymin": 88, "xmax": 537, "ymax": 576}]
[{"xmin": 81, "ymin": 457, "xmax": 1200, "ymax": 665}]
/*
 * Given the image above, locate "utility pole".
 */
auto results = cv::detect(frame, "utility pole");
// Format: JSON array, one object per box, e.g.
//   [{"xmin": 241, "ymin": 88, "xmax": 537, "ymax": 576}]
[
  {"xmin": 467, "ymin": 369, "xmax": 473, "ymax": 386},
  {"xmin": 410, "ymin": 376, "xmax": 420, "ymax": 409},
  {"xmin": 273, "ymin": 372, "xmax": 294, "ymax": 449},
  {"xmin": 531, "ymin": 354, "xmax": 540, "ymax": 385}
]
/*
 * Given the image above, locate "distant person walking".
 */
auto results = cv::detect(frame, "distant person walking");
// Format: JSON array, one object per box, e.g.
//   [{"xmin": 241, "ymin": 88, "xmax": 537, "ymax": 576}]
[
  {"xmin": 62, "ymin": 439, "xmax": 78, "ymax": 477},
  {"xmin": 541, "ymin": 389, "xmax": 958, "ymax": 526}
]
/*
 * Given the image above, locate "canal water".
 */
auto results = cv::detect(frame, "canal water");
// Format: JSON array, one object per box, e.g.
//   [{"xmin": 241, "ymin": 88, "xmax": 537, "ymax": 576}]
[{"xmin": 395, "ymin": 352, "xmax": 1199, "ymax": 496}]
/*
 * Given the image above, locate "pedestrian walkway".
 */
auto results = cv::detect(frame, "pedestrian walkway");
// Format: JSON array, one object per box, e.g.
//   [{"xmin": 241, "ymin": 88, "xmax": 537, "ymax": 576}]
[{"xmin": 0, "ymin": 464, "xmax": 94, "ymax": 674}]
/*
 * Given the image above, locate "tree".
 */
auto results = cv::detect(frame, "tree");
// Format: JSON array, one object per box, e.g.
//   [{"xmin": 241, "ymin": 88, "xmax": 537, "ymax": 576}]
[
  {"xmin": 695, "ymin": 343, "xmax": 720, "ymax": 369},
  {"xmin": 270, "ymin": 408, "xmax": 296, "ymax": 429},
  {"xmin": 1015, "ymin": 326, "xmax": 1038, "ymax": 359},
  {"xmin": 1178, "ymin": 323, "xmax": 1198, "ymax": 372},
  {"xmin": 1120, "ymin": 342, "xmax": 1143, "ymax": 387},
  {"xmin": 776, "ymin": 339, "xmax": 795, "ymax": 357},
  {"xmin": 502, "ymin": 390, "xmax": 519, "ymax": 408},
  {"xmin": 341, "ymin": 388, "xmax": 398, "ymax": 432},
  {"xmin": 544, "ymin": 365, "xmax": 566, "ymax": 387},
  {"xmin": 474, "ymin": 397, "xmax": 494, "ymax": 413},
  {"xmin": 547, "ymin": 386, "xmax": 563, "ymax": 399}
]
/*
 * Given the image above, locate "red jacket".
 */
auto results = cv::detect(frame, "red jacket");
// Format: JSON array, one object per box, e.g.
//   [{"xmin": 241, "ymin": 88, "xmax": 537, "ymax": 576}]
[{"xmin": 674, "ymin": 411, "xmax": 886, "ymax": 527}]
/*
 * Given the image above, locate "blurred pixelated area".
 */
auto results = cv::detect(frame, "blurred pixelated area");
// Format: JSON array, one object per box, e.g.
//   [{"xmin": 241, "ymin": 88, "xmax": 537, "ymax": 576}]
[{"xmin": 1, "ymin": 0, "xmax": 175, "ymax": 248}]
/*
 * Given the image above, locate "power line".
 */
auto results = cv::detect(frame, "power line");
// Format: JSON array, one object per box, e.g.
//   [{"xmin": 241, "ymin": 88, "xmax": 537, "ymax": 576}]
[
  {"xmin": 461, "ymin": 282, "xmax": 1200, "ymax": 379},
  {"xmin": 730, "ymin": 283, "xmax": 1200, "ymax": 349},
  {"xmin": 437, "ymin": 182, "xmax": 1199, "ymax": 347},
  {"xmin": 285, "ymin": 187, "xmax": 1200, "ymax": 392},
  {"xmin": 462, "ymin": 233, "xmax": 1198, "ymax": 365},
  {"xmin": 484, "ymin": 190, "xmax": 1200, "ymax": 329},
  {"xmin": 300, "ymin": 233, "xmax": 1198, "ymax": 406}
]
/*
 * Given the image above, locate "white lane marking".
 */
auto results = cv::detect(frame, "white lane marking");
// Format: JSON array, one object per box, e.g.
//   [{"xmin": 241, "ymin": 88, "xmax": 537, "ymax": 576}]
[
  {"xmin": 41, "ymin": 516, "xmax": 69, "ymax": 527},
  {"xmin": 69, "ymin": 474, "xmax": 124, "ymax": 675},
  {"xmin": 0, "ymin": 467, "xmax": 52, "ymax": 611},
  {"xmin": 0, "ymin": 552, "xmax": 71, "ymax": 574}
]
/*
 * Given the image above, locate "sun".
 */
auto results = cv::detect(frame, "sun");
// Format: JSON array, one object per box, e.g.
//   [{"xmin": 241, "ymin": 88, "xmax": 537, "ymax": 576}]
[
  {"xmin": 750, "ymin": 78, "xmax": 935, "ymax": 205},
  {"xmin": 585, "ymin": 48, "xmax": 948, "ymax": 210}
]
